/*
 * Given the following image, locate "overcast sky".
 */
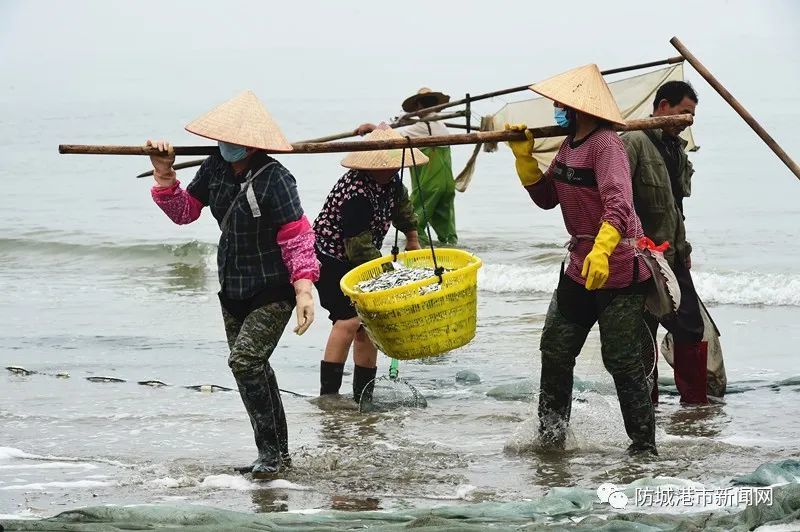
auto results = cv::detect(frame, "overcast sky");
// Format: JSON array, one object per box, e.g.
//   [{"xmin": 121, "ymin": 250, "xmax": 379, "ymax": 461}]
[{"xmin": 1, "ymin": 0, "xmax": 797, "ymax": 110}]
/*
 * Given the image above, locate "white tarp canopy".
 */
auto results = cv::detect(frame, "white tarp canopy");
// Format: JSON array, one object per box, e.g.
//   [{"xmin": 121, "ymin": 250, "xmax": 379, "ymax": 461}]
[{"xmin": 483, "ymin": 63, "xmax": 697, "ymax": 170}]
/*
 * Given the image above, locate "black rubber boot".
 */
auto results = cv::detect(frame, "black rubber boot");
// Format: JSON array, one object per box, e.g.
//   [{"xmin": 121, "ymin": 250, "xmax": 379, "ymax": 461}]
[
  {"xmin": 320, "ymin": 361, "xmax": 345, "ymax": 395},
  {"xmin": 266, "ymin": 369, "xmax": 291, "ymax": 467},
  {"xmin": 611, "ymin": 372, "xmax": 658, "ymax": 456},
  {"xmin": 353, "ymin": 365, "xmax": 377, "ymax": 404},
  {"xmin": 537, "ymin": 360, "xmax": 574, "ymax": 450},
  {"xmin": 235, "ymin": 366, "xmax": 284, "ymax": 479}
]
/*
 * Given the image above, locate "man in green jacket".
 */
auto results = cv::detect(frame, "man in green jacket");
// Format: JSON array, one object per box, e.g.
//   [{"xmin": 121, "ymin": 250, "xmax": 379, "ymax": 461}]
[
  {"xmin": 357, "ymin": 87, "xmax": 458, "ymax": 246},
  {"xmin": 622, "ymin": 81, "xmax": 720, "ymax": 405}
]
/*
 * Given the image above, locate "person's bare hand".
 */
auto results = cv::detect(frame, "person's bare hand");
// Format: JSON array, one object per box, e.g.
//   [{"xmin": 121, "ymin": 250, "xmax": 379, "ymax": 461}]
[
  {"xmin": 146, "ymin": 139, "xmax": 176, "ymax": 187},
  {"xmin": 293, "ymin": 280, "xmax": 315, "ymax": 335},
  {"xmin": 355, "ymin": 123, "xmax": 377, "ymax": 136}
]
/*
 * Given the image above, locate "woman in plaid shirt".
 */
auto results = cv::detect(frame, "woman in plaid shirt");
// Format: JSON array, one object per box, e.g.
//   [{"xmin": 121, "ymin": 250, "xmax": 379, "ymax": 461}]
[{"xmin": 146, "ymin": 91, "xmax": 319, "ymax": 478}]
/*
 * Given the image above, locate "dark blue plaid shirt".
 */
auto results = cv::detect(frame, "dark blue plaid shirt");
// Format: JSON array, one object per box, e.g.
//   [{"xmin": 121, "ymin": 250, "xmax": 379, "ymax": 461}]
[{"xmin": 187, "ymin": 152, "xmax": 304, "ymax": 300}]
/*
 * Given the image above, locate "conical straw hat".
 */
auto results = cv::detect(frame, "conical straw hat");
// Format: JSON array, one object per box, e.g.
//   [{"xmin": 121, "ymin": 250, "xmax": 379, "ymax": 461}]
[
  {"xmin": 529, "ymin": 64, "xmax": 625, "ymax": 125},
  {"xmin": 402, "ymin": 87, "xmax": 450, "ymax": 112},
  {"xmin": 185, "ymin": 90, "xmax": 293, "ymax": 152},
  {"xmin": 341, "ymin": 126, "xmax": 429, "ymax": 170}
]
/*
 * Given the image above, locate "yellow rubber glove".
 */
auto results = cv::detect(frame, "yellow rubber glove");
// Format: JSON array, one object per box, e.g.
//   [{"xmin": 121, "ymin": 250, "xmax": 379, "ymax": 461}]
[
  {"xmin": 505, "ymin": 124, "xmax": 543, "ymax": 187},
  {"xmin": 581, "ymin": 221, "xmax": 622, "ymax": 290}
]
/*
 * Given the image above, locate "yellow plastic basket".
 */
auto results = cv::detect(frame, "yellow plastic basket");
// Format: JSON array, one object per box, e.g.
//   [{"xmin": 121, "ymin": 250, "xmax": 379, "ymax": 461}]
[{"xmin": 340, "ymin": 248, "xmax": 482, "ymax": 360}]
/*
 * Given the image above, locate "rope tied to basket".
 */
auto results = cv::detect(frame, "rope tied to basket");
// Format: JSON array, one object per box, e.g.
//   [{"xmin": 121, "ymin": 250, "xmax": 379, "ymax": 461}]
[{"xmin": 393, "ymin": 136, "xmax": 444, "ymax": 283}]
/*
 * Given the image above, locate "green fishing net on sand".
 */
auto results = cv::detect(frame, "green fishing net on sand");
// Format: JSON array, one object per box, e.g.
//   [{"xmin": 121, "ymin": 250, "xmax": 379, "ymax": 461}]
[{"xmin": 3, "ymin": 479, "xmax": 799, "ymax": 531}]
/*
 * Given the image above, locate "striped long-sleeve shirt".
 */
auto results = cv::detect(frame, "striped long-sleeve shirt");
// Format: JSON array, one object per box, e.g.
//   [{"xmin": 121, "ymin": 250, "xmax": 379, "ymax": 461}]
[{"xmin": 526, "ymin": 127, "xmax": 649, "ymax": 289}]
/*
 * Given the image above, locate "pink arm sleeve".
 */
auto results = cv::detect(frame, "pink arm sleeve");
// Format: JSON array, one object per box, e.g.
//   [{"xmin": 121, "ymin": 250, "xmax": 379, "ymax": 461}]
[
  {"xmin": 277, "ymin": 215, "xmax": 320, "ymax": 283},
  {"xmin": 151, "ymin": 180, "xmax": 203, "ymax": 225}
]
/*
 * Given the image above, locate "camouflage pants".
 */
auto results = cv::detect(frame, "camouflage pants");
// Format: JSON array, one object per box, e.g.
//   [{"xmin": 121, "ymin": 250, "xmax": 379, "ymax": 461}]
[
  {"xmin": 221, "ymin": 301, "xmax": 293, "ymax": 378},
  {"xmin": 222, "ymin": 300, "xmax": 294, "ymax": 463},
  {"xmin": 538, "ymin": 275, "xmax": 655, "ymax": 450}
]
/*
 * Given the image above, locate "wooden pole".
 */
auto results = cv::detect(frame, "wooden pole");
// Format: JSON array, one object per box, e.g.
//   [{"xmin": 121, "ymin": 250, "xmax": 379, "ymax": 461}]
[
  {"xmin": 300, "ymin": 110, "xmax": 466, "ymax": 143},
  {"xmin": 131, "ymin": 111, "xmax": 467, "ymax": 177},
  {"xmin": 136, "ymin": 159, "xmax": 208, "ymax": 177},
  {"xmin": 61, "ymin": 114, "xmax": 693, "ymax": 158},
  {"xmin": 397, "ymin": 56, "xmax": 686, "ymax": 121},
  {"xmin": 443, "ymin": 122, "xmax": 481, "ymax": 131},
  {"xmin": 670, "ymin": 37, "xmax": 800, "ymax": 181}
]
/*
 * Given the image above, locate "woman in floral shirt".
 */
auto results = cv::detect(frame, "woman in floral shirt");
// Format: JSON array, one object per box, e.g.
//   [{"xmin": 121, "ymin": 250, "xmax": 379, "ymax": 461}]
[{"xmin": 314, "ymin": 125, "xmax": 426, "ymax": 404}]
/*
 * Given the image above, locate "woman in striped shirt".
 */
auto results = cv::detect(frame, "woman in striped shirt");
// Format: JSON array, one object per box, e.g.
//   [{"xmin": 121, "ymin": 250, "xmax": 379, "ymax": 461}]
[{"xmin": 507, "ymin": 64, "xmax": 657, "ymax": 456}]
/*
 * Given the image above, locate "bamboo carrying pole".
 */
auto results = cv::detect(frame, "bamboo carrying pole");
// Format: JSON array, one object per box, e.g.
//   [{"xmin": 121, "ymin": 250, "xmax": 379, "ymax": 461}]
[
  {"xmin": 397, "ymin": 56, "xmax": 685, "ymax": 121},
  {"xmin": 670, "ymin": 37, "xmax": 800, "ymax": 182},
  {"xmin": 59, "ymin": 115, "xmax": 693, "ymax": 159},
  {"xmin": 134, "ymin": 111, "xmax": 467, "ymax": 178}
]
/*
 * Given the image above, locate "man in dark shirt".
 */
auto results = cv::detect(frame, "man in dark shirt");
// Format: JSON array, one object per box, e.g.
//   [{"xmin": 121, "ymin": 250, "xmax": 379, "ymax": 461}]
[{"xmin": 622, "ymin": 81, "xmax": 724, "ymax": 405}]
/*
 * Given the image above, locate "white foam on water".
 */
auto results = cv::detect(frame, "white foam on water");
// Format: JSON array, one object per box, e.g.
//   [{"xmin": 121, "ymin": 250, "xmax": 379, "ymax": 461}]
[
  {"xmin": 200, "ymin": 475, "xmax": 310, "ymax": 491},
  {"xmin": 477, "ymin": 263, "xmax": 800, "ymax": 306},
  {"xmin": 455, "ymin": 484, "xmax": 477, "ymax": 499},
  {"xmin": 505, "ymin": 392, "xmax": 637, "ymax": 454},
  {"xmin": 0, "ymin": 446, "xmax": 130, "ymax": 468},
  {"xmin": 0, "ymin": 479, "xmax": 111, "ymax": 490},
  {"xmin": 200, "ymin": 474, "xmax": 258, "ymax": 490},
  {"xmin": 693, "ymin": 270, "xmax": 800, "ymax": 306},
  {"xmin": 0, "ymin": 508, "xmax": 40, "ymax": 520},
  {"xmin": 149, "ymin": 476, "xmax": 198, "ymax": 489},
  {"xmin": 0, "ymin": 447, "xmax": 39, "ymax": 461},
  {"xmin": 199, "ymin": 474, "xmax": 308, "ymax": 491},
  {"xmin": 0, "ymin": 461, "xmax": 97, "ymax": 470},
  {"xmin": 267, "ymin": 479, "xmax": 311, "ymax": 491},
  {"xmin": 478, "ymin": 263, "xmax": 555, "ymax": 295}
]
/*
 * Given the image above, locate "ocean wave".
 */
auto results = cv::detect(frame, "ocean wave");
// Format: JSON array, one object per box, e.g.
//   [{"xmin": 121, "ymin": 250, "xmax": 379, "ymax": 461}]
[
  {"xmin": 478, "ymin": 263, "xmax": 800, "ymax": 306},
  {"xmin": 0, "ymin": 462, "xmax": 97, "ymax": 470},
  {"xmin": 0, "ymin": 237, "xmax": 216, "ymax": 264},
  {"xmin": 478, "ymin": 263, "xmax": 557, "ymax": 295},
  {"xmin": 5, "ymin": 234, "xmax": 798, "ymax": 307},
  {"xmin": 0, "ymin": 446, "xmax": 131, "ymax": 468},
  {"xmin": 692, "ymin": 271, "xmax": 800, "ymax": 307}
]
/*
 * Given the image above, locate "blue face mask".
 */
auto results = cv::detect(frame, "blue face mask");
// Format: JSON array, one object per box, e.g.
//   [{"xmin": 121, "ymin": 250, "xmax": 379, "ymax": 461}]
[
  {"xmin": 554, "ymin": 107, "xmax": 571, "ymax": 128},
  {"xmin": 218, "ymin": 141, "xmax": 248, "ymax": 162}
]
